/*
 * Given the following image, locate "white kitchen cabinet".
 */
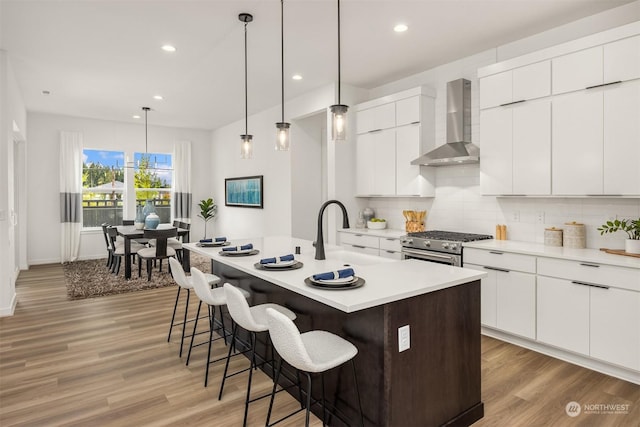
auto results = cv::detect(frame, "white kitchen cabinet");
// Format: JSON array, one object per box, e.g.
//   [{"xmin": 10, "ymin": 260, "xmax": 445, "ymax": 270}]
[
  {"xmin": 396, "ymin": 124, "xmax": 423, "ymax": 196},
  {"xmin": 338, "ymin": 231, "xmax": 403, "ymax": 259},
  {"xmin": 395, "ymin": 96, "xmax": 420, "ymax": 127},
  {"xmin": 604, "ymin": 80, "xmax": 640, "ymax": 195},
  {"xmin": 537, "ymin": 276, "xmax": 590, "ymax": 356},
  {"xmin": 372, "ymin": 129, "xmax": 396, "ymax": 196},
  {"xmin": 552, "ymin": 90, "xmax": 603, "ymax": 195},
  {"xmin": 356, "ymin": 133, "xmax": 375, "ymax": 195},
  {"xmin": 356, "ymin": 102, "xmax": 396, "ymax": 134},
  {"xmin": 590, "ymin": 286, "xmax": 640, "ymax": 371},
  {"xmin": 552, "ymin": 47, "xmax": 602, "ymax": 95},
  {"xmin": 480, "ymin": 61, "xmax": 551, "ymax": 109},
  {"xmin": 480, "ymin": 98, "xmax": 551, "ymax": 195},
  {"xmin": 604, "ymin": 35, "xmax": 640, "ymax": 83},
  {"xmin": 464, "ymin": 249, "xmax": 536, "ymax": 339}
]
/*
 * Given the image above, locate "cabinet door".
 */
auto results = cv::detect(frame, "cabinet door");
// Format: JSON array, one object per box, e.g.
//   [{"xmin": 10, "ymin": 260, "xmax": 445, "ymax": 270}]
[
  {"xmin": 513, "ymin": 60, "xmax": 551, "ymax": 101},
  {"xmin": 396, "ymin": 96, "xmax": 420, "ymax": 127},
  {"xmin": 372, "ymin": 129, "xmax": 396, "ymax": 195},
  {"xmin": 465, "ymin": 264, "xmax": 497, "ymax": 328},
  {"xmin": 395, "ymin": 124, "xmax": 422, "ymax": 196},
  {"xmin": 512, "ymin": 99, "xmax": 551, "ymax": 195},
  {"xmin": 480, "ymin": 107, "xmax": 513, "ymax": 195},
  {"xmin": 496, "ymin": 271, "xmax": 536, "ymax": 339},
  {"xmin": 604, "ymin": 35, "xmax": 640, "ymax": 83},
  {"xmin": 480, "ymin": 71, "xmax": 512, "ymax": 109},
  {"xmin": 371, "ymin": 103, "xmax": 396, "ymax": 131},
  {"xmin": 356, "ymin": 108, "xmax": 374, "ymax": 134},
  {"xmin": 356, "ymin": 133, "xmax": 375, "ymax": 195},
  {"xmin": 343, "ymin": 244, "xmax": 380, "ymax": 257},
  {"xmin": 379, "ymin": 249, "xmax": 402, "ymax": 260},
  {"xmin": 537, "ymin": 276, "xmax": 590, "ymax": 356},
  {"xmin": 552, "ymin": 46, "xmax": 602, "ymax": 94},
  {"xmin": 590, "ymin": 287, "xmax": 640, "ymax": 371},
  {"xmin": 604, "ymin": 81, "xmax": 640, "ymax": 195},
  {"xmin": 552, "ymin": 90, "xmax": 603, "ymax": 195}
]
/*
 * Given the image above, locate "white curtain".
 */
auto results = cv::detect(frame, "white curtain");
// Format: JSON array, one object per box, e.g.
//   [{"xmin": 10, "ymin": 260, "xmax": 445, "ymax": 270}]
[
  {"xmin": 59, "ymin": 131, "xmax": 83, "ymax": 263},
  {"xmin": 173, "ymin": 141, "xmax": 192, "ymax": 222}
]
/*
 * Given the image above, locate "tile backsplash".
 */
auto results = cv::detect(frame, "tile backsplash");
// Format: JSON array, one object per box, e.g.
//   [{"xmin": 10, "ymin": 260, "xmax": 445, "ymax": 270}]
[{"xmin": 359, "ymin": 165, "xmax": 640, "ymax": 250}]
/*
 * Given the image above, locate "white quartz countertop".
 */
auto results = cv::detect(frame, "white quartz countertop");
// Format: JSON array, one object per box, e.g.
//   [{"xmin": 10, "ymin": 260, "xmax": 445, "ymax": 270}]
[
  {"xmin": 464, "ymin": 240, "xmax": 640, "ymax": 270},
  {"xmin": 185, "ymin": 236, "xmax": 486, "ymax": 313},
  {"xmin": 337, "ymin": 228, "xmax": 407, "ymax": 238}
]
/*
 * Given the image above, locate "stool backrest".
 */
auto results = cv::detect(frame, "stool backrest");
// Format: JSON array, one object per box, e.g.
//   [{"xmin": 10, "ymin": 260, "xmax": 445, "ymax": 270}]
[
  {"xmin": 224, "ymin": 283, "xmax": 261, "ymax": 331},
  {"xmin": 143, "ymin": 228, "xmax": 177, "ymax": 256},
  {"xmin": 266, "ymin": 307, "xmax": 314, "ymax": 372},
  {"xmin": 168, "ymin": 257, "xmax": 190, "ymax": 289},
  {"xmin": 191, "ymin": 268, "xmax": 225, "ymax": 306}
]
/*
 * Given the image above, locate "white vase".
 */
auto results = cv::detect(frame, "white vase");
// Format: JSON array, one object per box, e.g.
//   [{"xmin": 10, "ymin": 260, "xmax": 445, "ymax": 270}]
[{"xmin": 625, "ymin": 239, "xmax": 640, "ymax": 254}]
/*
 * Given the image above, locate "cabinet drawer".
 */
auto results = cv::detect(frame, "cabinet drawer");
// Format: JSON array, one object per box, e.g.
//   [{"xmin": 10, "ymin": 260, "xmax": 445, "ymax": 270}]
[
  {"xmin": 343, "ymin": 244, "xmax": 379, "ymax": 257},
  {"xmin": 339, "ymin": 232, "xmax": 379, "ymax": 249},
  {"xmin": 464, "ymin": 248, "xmax": 536, "ymax": 273},
  {"xmin": 537, "ymin": 257, "xmax": 640, "ymax": 292},
  {"xmin": 379, "ymin": 249, "xmax": 402, "ymax": 260},
  {"xmin": 379, "ymin": 237, "xmax": 401, "ymax": 252}
]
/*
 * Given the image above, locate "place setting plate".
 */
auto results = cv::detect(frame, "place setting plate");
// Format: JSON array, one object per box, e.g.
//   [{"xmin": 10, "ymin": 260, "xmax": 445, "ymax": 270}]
[
  {"xmin": 254, "ymin": 260, "xmax": 304, "ymax": 271},
  {"xmin": 219, "ymin": 249, "xmax": 260, "ymax": 257},
  {"xmin": 304, "ymin": 275, "xmax": 365, "ymax": 290},
  {"xmin": 197, "ymin": 241, "xmax": 230, "ymax": 248}
]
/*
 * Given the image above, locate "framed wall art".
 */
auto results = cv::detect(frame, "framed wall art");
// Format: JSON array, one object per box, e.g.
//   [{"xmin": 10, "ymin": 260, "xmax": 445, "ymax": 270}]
[{"xmin": 224, "ymin": 175, "xmax": 263, "ymax": 208}]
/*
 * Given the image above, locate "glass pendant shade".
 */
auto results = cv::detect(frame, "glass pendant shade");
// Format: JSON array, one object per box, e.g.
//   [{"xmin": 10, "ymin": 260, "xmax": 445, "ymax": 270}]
[
  {"xmin": 275, "ymin": 122, "xmax": 291, "ymax": 151},
  {"xmin": 330, "ymin": 104, "xmax": 348, "ymax": 141},
  {"xmin": 240, "ymin": 134, "xmax": 253, "ymax": 159}
]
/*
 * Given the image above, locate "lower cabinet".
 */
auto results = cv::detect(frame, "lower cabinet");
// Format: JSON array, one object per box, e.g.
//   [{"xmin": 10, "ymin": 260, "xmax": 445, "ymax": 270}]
[{"xmin": 338, "ymin": 231, "xmax": 402, "ymax": 259}]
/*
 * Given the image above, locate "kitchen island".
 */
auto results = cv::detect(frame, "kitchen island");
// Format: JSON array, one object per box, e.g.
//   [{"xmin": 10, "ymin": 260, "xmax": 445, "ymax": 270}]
[{"xmin": 185, "ymin": 236, "xmax": 487, "ymax": 426}]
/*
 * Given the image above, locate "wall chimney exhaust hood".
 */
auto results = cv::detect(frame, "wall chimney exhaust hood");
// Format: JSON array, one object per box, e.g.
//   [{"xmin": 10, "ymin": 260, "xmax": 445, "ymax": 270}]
[{"xmin": 411, "ymin": 78, "xmax": 479, "ymax": 166}]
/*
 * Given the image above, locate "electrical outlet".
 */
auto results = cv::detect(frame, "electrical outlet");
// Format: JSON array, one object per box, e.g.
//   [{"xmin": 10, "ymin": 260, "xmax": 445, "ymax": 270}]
[
  {"xmin": 536, "ymin": 212, "xmax": 545, "ymax": 224},
  {"xmin": 512, "ymin": 210, "xmax": 520, "ymax": 222},
  {"xmin": 398, "ymin": 325, "xmax": 410, "ymax": 352}
]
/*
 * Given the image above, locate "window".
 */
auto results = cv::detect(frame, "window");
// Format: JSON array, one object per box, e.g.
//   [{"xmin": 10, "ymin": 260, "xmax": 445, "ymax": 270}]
[
  {"xmin": 134, "ymin": 152, "xmax": 173, "ymax": 223},
  {"xmin": 82, "ymin": 149, "xmax": 125, "ymax": 227}
]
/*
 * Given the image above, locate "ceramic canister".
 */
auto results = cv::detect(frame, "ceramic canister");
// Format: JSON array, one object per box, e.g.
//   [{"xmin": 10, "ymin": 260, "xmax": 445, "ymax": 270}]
[
  {"xmin": 144, "ymin": 213, "xmax": 160, "ymax": 230},
  {"xmin": 544, "ymin": 227, "xmax": 563, "ymax": 247},
  {"xmin": 563, "ymin": 221, "xmax": 586, "ymax": 249}
]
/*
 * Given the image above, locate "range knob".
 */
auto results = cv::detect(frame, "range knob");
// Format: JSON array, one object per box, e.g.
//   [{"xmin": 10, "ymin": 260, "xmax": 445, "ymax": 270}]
[
  {"xmin": 424, "ymin": 240, "xmax": 431, "ymax": 247},
  {"xmin": 401, "ymin": 238, "xmax": 413, "ymax": 245},
  {"xmin": 450, "ymin": 243, "xmax": 458, "ymax": 250},
  {"xmin": 442, "ymin": 242, "xmax": 449, "ymax": 249}
]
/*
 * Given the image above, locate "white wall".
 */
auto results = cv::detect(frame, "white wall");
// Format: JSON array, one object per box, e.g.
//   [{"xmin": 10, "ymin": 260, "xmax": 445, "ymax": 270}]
[
  {"xmin": 360, "ymin": 7, "xmax": 640, "ymax": 250},
  {"xmin": 26, "ymin": 112, "xmax": 212, "ymax": 264},
  {"xmin": 0, "ymin": 51, "xmax": 26, "ymax": 316}
]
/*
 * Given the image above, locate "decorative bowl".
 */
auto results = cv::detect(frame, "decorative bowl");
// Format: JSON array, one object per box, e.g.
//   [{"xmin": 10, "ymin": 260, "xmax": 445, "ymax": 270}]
[{"xmin": 367, "ymin": 220, "xmax": 387, "ymax": 230}]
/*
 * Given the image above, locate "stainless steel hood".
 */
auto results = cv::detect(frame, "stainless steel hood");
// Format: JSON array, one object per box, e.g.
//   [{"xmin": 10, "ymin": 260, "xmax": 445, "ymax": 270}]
[{"xmin": 411, "ymin": 78, "xmax": 479, "ymax": 166}]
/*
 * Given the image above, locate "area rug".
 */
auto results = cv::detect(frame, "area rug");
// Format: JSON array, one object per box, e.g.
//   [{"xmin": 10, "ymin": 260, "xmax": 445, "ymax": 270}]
[{"xmin": 63, "ymin": 253, "xmax": 212, "ymax": 300}]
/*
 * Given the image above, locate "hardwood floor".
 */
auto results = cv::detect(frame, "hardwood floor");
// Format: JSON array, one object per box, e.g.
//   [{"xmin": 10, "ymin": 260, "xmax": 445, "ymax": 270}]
[{"xmin": 1, "ymin": 263, "xmax": 638, "ymax": 426}]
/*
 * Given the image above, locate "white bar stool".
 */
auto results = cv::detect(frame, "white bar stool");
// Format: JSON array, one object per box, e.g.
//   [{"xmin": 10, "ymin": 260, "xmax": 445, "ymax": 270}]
[
  {"xmin": 220, "ymin": 283, "xmax": 298, "ymax": 427},
  {"xmin": 265, "ymin": 308, "xmax": 364, "ymax": 427},
  {"xmin": 167, "ymin": 257, "xmax": 221, "ymax": 358},
  {"xmin": 186, "ymin": 268, "xmax": 249, "ymax": 387}
]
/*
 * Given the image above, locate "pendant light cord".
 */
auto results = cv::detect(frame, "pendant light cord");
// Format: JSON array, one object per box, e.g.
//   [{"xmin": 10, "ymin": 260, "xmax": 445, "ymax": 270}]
[
  {"xmin": 281, "ymin": 0, "xmax": 285, "ymax": 121},
  {"xmin": 337, "ymin": 0, "xmax": 341, "ymax": 104},
  {"xmin": 143, "ymin": 107, "xmax": 149, "ymax": 153},
  {"xmin": 244, "ymin": 20, "xmax": 249, "ymax": 135}
]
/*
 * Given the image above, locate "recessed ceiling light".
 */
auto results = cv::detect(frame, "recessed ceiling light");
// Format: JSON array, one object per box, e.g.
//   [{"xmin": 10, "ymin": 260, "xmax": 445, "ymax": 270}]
[
  {"xmin": 292, "ymin": 74, "xmax": 302, "ymax": 80},
  {"xmin": 41, "ymin": 90, "xmax": 51, "ymax": 95},
  {"xmin": 394, "ymin": 23, "xmax": 408, "ymax": 33},
  {"xmin": 132, "ymin": 115, "xmax": 141, "ymax": 119},
  {"xmin": 153, "ymin": 95, "xmax": 163, "ymax": 100},
  {"xmin": 161, "ymin": 44, "xmax": 176, "ymax": 52}
]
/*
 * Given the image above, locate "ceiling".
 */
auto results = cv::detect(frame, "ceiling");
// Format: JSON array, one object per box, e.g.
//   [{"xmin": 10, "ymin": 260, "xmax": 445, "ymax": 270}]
[{"xmin": 1, "ymin": 0, "xmax": 634, "ymax": 130}]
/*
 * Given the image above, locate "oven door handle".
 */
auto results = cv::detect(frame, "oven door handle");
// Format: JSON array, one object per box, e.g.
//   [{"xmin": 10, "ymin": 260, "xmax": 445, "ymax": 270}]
[{"xmin": 402, "ymin": 248, "xmax": 457, "ymax": 262}]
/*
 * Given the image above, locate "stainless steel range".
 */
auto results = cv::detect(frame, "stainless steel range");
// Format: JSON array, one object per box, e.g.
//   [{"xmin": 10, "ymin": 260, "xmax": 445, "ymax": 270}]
[{"xmin": 400, "ymin": 230, "xmax": 493, "ymax": 267}]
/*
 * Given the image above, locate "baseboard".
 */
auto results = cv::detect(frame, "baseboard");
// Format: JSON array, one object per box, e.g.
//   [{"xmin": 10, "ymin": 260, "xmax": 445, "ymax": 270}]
[
  {"xmin": 482, "ymin": 327, "xmax": 640, "ymax": 385},
  {"xmin": 29, "ymin": 258, "xmax": 61, "ymax": 266},
  {"xmin": 0, "ymin": 292, "xmax": 17, "ymax": 317}
]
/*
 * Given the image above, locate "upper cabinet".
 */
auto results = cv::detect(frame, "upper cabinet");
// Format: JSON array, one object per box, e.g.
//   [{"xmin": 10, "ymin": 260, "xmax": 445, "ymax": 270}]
[
  {"xmin": 479, "ymin": 23, "xmax": 640, "ymax": 196},
  {"xmin": 355, "ymin": 87, "xmax": 436, "ymax": 197}
]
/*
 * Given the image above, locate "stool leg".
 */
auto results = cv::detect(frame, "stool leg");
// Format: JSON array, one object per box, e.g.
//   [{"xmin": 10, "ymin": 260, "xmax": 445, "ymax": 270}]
[
  {"xmin": 167, "ymin": 287, "xmax": 181, "ymax": 342},
  {"xmin": 204, "ymin": 305, "xmax": 215, "ymax": 387},
  {"xmin": 186, "ymin": 300, "xmax": 202, "ymax": 366},
  {"xmin": 266, "ymin": 357, "xmax": 283, "ymax": 427},
  {"xmin": 242, "ymin": 331, "xmax": 256, "ymax": 427},
  {"xmin": 218, "ymin": 323, "xmax": 238, "ymax": 400},
  {"xmin": 351, "ymin": 359, "xmax": 365, "ymax": 427},
  {"xmin": 179, "ymin": 290, "xmax": 190, "ymax": 358},
  {"xmin": 321, "ymin": 373, "xmax": 327, "ymax": 426},
  {"xmin": 304, "ymin": 372, "xmax": 312, "ymax": 427}
]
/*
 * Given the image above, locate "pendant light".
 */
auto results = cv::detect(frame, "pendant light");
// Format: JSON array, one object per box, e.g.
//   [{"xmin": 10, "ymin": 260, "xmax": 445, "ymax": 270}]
[
  {"xmin": 239, "ymin": 13, "xmax": 254, "ymax": 159},
  {"xmin": 275, "ymin": 0, "xmax": 290, "ymax": 151},
  {"xmin": 329, "ymin": 0, "xmax": 348, "ymax": 142}
]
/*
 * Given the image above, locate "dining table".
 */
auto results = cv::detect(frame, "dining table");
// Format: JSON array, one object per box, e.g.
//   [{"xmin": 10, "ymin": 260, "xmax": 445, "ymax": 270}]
[{"xmin": 117, "ymin": 225, "xmax": 190, "ymax": 279}]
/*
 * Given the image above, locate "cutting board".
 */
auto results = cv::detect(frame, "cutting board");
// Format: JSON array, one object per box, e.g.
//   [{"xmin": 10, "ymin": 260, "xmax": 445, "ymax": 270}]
[{"xmin": 599, "ymin": 248, "xmax": 640, "ymax": 259}]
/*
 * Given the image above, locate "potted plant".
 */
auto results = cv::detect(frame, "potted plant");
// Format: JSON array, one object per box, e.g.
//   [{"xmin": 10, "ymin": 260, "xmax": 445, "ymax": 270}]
[
  {"xmin": 598, "ymin": 218, "xmax": 640, "ymax": 254},
  {"xmin": 198, "ymin": 198, "xmax": 217, "ymax": 240}
]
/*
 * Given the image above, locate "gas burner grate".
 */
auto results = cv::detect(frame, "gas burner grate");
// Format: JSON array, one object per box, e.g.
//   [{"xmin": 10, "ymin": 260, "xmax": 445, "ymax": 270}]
[{"xmin": 407, "ymin": 230, "xmax": 493, "ymax": 242}]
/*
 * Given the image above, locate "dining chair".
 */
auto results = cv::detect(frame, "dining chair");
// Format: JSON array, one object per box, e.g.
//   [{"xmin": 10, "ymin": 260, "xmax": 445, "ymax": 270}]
[
  {"xmin": 167, "ymin": 220, "xmax": 190, "ymax": 263},
  {"xmin": 106, "ymin": 226, "xmax": 145, "ymax": 275},
  {"xmin": 137, "ymin": 227, "xmax": 178, "ymax": 281},
  {"xmin": 101, "ymin": 223, "xmax": 114, "ymax": 269}
]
